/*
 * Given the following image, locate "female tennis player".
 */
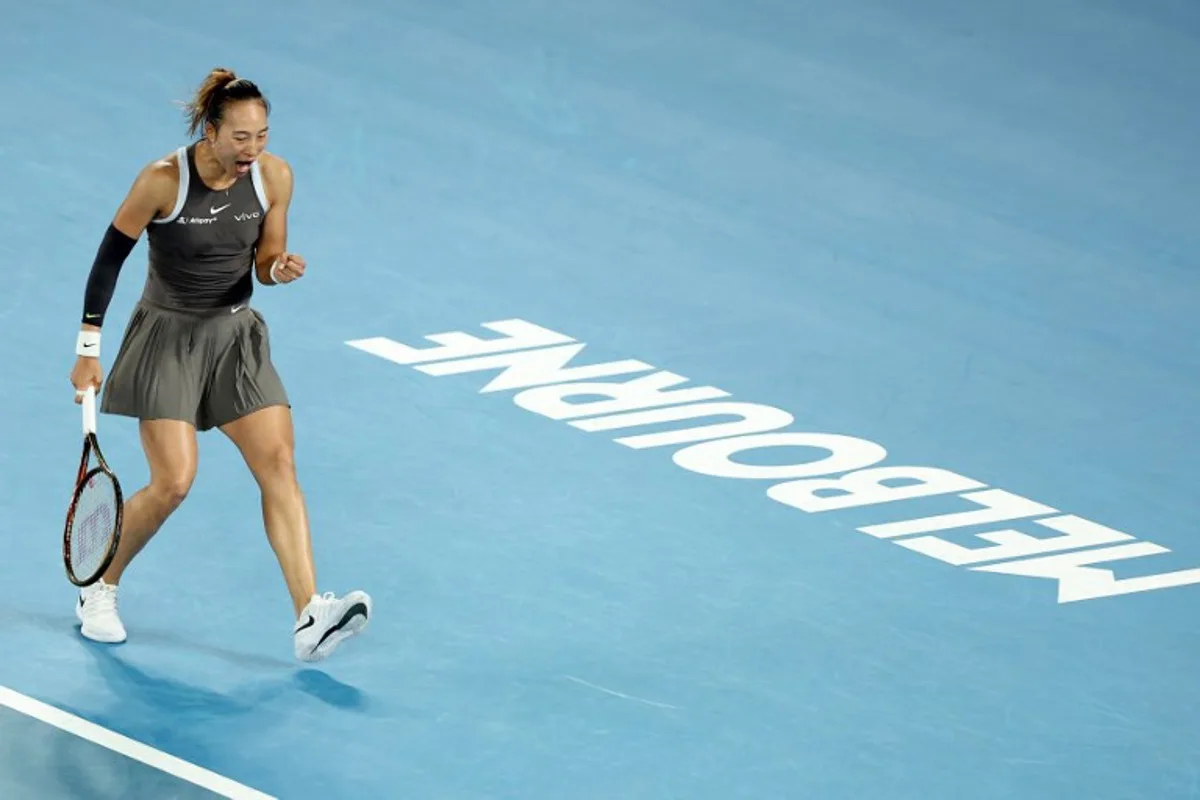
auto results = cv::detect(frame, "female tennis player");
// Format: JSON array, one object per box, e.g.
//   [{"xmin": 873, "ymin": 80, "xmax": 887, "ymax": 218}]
[{"xmin": 68, "ymin": 67, "xmax": 371, "ymax": 662}]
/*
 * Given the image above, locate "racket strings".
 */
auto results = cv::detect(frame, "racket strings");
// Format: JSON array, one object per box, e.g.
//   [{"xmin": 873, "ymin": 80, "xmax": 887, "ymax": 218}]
[{"xmin": 70, "ymin": 474, "xmax": 118, "ymax": 579}]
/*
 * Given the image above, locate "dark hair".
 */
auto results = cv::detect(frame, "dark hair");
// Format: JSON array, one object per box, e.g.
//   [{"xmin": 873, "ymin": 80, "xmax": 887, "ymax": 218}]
[{"xmin": 185, "ymin": 67, "xmax": 270, "ymax": 137}]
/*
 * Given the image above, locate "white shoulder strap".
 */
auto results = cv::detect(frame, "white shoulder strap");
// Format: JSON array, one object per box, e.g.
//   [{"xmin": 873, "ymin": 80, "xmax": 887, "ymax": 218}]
[
  {"xmin": 250, "ymin": 159, "xmax": 270, "ymax": 213},
  {"xmin": 152, "ymin": 147, "xmax": 190, "ymax": 224}
]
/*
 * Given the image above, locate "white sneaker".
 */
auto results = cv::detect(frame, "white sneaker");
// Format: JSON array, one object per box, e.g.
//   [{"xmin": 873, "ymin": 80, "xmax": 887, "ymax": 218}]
[
  {"xmin": 293, "ymin": 591, "xmax": 371, "ymax": 662},
  {"xmin": 76, "ymin": 579, "xmax": 127, "ymax": 643}
]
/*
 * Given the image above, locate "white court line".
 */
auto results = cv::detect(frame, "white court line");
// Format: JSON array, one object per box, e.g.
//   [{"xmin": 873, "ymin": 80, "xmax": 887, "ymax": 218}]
[
  {"xmin": 0, "ymin": 685, "xmax": 276, "ymax": 800},
  {"xmin": 563, "ymin": 675, "xmax": 679, "ymax": 710}
]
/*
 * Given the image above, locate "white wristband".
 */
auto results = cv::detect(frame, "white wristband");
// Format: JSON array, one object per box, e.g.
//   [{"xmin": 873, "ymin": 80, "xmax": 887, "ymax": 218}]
[
  {"xmin": 269, "ymin": 259, "xmax": 282, "ymax": 284},
  {"xmin": 76, "ymin": 330, "xmax": 101, "ymax": 358}
]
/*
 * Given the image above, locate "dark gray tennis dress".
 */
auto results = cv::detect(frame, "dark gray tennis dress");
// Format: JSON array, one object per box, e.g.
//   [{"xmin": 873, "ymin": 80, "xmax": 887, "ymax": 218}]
[{"xmin": 100, "ymin": 142, "xmax": 289, "ymax": 431}]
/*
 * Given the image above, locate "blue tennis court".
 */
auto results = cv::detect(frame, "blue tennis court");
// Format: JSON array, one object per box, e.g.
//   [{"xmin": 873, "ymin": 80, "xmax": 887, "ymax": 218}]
[{"xmin": 2, "ymin": 1, "xmax": 1199, "ymax": 798}]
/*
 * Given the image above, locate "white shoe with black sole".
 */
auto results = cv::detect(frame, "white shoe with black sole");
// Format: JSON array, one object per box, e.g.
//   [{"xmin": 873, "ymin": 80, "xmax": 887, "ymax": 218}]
[
  {"xmin": 294, "ymin": 591, "xmax": 371, "ymax": 662},
  {"xmin": 76, "ymin": 579, "xmax": 127, "ymax": 644}
]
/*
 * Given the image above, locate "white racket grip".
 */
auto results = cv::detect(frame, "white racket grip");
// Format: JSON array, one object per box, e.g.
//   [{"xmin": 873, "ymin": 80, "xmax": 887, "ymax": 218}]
[{"xmin": 82, "ymin": 386, "xmax": 97, "ymax": 435}]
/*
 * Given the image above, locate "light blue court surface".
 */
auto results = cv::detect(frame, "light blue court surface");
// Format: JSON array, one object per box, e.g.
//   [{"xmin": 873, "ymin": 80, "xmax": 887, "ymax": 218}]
[{"xmin": 2, "ymin": 1, "xmax": 1199, "ymax": 797}]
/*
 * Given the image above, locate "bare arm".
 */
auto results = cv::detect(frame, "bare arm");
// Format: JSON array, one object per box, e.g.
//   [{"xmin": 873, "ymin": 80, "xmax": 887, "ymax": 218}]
[
  {"xmin": 254, "ymin": 155, "xmax": 296, "ymax": 285},
  {"xmin": 112, "ymin": 158, "xmax": 179, "ymax": 241}
]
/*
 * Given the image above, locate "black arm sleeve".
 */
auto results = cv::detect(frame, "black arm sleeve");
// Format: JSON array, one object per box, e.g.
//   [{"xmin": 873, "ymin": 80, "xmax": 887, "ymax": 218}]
[{"xmin": 81, "ymin": 224, "xmax": 138, "ymax": 327}]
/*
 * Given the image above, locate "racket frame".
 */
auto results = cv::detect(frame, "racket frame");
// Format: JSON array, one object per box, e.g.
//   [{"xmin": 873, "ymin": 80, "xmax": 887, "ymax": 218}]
[{"xmin": 63, "ymin": 386, "xmax": 123, "ymax": 587}]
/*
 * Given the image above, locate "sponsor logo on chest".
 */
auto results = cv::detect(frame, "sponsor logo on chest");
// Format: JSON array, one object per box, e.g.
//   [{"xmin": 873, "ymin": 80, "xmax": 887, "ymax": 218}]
[{"xmin": 176, "ymin": 203, "xmax": 261, "ymax": 225}]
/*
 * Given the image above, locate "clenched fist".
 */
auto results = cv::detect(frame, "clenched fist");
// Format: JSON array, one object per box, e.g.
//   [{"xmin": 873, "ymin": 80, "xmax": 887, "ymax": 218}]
[{"xmin": 270, "ymin": 253, "xmax": 306, "ymax": 284}]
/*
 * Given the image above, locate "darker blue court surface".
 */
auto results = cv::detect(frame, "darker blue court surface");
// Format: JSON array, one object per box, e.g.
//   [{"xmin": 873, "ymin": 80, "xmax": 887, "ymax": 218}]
[{"xmin": 2, "ymin": 1, "xmax": 1198, "ymax": 798}]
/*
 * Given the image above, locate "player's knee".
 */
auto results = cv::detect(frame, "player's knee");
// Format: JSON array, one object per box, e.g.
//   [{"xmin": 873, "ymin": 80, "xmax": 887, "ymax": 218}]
[
  {"xmin": 254, "ymin": 442, "xmax": 297, "ymax": 488},
  {"xmin": 151, "ymin": 472, "xmax": 194, "ymax": 510}
]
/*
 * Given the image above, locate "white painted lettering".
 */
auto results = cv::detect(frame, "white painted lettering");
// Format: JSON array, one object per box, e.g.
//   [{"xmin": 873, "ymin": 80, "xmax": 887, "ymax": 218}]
[
  {"xmin": 896, "ymin": 514, "xmax": 1136, "ymax": 566},
  {"xmin": 767, "ymin": 466, "xmax": 987, "ymax": 513},
  {"xmin": 515, "ymin": 371, "xmax": 729, "ymax": 421},
  {"xmin": 673, "ymin": 432, "xmax": 887, "ymax": 480},
  {"xmin": 573, "ymin": 401, "xmax": 794, "ymax": 449},
  {"xmin": 858, "ymin": 489, "xmax": 1057, "ymax": 539},
  {"xmin": 345, "ymin": 319, "xmax": 574, "ymax": 366},
  {"xmin": 972, "ymin": 542, "xmax": 1200, "ymax": 603},
  {"xmin": 345, "ymin": 318, "xmax": 1200, "ymax": 607},
  {"xmin": 416, "ymin": 343, "xmax": 654, "ymax": 392}
]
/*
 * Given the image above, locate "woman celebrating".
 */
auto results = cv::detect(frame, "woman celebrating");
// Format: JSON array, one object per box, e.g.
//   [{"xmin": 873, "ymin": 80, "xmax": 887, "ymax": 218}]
[{"xmin": 69, "ymin": 67, "xmax": 371, "ymax": 662}]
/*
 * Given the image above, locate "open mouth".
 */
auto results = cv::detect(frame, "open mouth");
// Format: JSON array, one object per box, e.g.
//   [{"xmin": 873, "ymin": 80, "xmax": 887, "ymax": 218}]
[{"xmin": 235, "ymin": 159, "xmax": 254, "ymax": 175}]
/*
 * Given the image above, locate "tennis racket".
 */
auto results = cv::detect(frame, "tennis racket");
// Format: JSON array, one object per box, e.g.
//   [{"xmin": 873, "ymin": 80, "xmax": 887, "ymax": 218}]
[{"xmin": 63, "ymin": 386, "xmax": 123, "ymax": 587}]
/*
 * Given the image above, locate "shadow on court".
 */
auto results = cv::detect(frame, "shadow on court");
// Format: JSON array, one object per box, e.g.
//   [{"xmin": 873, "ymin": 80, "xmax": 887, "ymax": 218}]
[
  {"xmin": 0, "ymin": 601, "xmax": 370, "ymax": 712},
  {"xmin": 0, "ymin": 601, "xmax": 374, "ymax": 797}
]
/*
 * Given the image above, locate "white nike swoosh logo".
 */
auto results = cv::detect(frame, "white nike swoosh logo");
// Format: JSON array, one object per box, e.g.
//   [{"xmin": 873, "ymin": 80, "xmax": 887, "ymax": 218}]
[
  {"xmin": 231, "ymin": 305, "xmax": 244, "ymax": 313},
  {"xmin": 211, "ymin": 204, "xmax": 231, "ymax": 215}
]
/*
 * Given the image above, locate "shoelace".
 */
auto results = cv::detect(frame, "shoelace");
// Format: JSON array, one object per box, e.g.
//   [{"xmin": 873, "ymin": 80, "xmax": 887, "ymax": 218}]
[
  {"xmin": 84, "ymin": 584, "xmax": 119, "ymax": 616},
  {"xmin": 295, "ymin": 592, "xmax": 340, "ymax": 633}
]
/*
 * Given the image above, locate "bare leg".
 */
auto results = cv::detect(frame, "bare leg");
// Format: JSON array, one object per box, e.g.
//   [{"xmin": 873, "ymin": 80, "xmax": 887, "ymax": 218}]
[
  {"xmin": 103, "ymin": 419, "xmax": 198, "ymax": 584},
  {"xmin": 219, "ymin": 405, "xmax": 316, "ymax": 617}
]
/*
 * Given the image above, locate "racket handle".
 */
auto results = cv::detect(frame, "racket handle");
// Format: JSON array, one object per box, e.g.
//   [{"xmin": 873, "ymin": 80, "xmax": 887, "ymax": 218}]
[{"xmin": 82, "ymin": 386, "xmax": 97, "ymax": 435}]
